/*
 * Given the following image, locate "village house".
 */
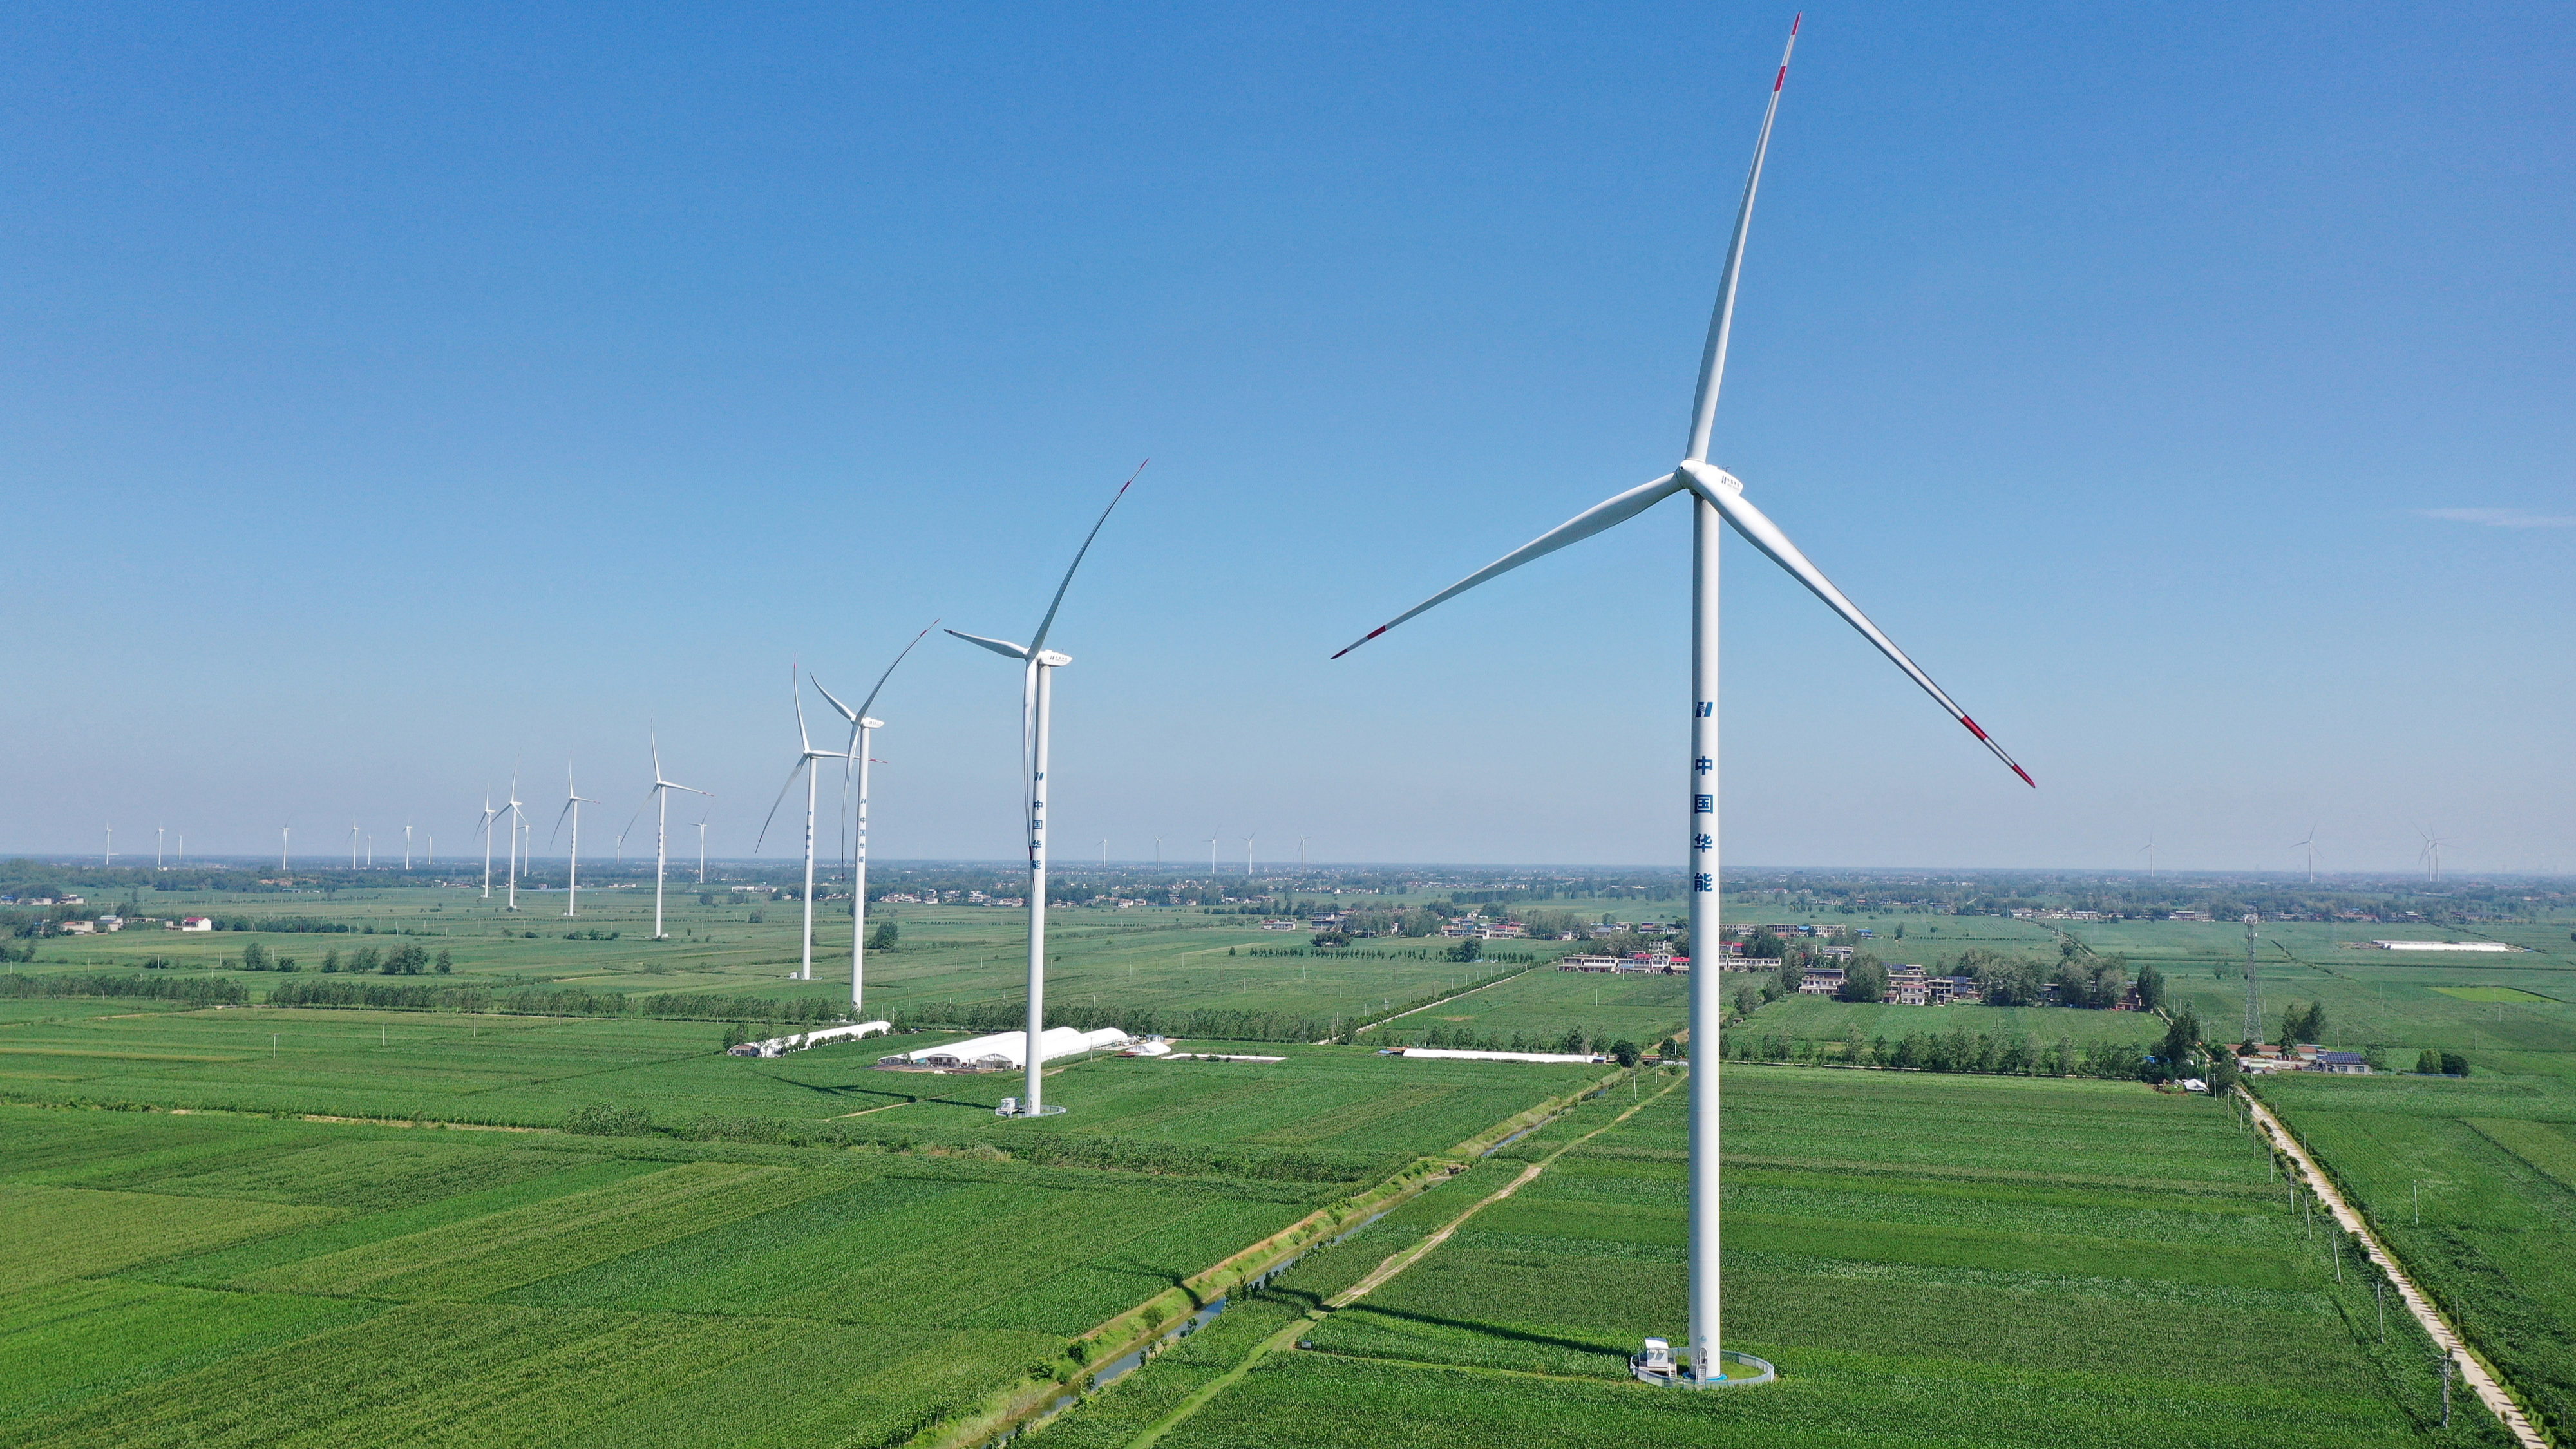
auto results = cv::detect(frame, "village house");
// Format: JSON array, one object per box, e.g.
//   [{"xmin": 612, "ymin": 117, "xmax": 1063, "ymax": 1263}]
[{"xmin": 1798, "ymin": 965, "xmax": 1848, "ymax": 996}]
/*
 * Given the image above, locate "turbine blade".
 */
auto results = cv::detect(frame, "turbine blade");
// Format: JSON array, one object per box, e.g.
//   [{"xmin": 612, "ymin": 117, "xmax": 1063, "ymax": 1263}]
[
  {"xmin": 548, "ymin": 799, "xmax": 575, "ymax": 851},
  {"xmin": 753, "ymin": 759, "xmax": 811, "ymax": 855},
  {"xmin": 947, "ymin": 629, "xmax": 1031, "ymax": 660},
  {"xmin": 1026, "ymin": 462, "xmax": 1146, "ymax": 654},
  {"xmin": 853, "ymin": 620, "xmax": 939, "ymax": 719},
  {"xmin": 1681, "ymin": 463, "xmax": 2034, "ymax": 788},
  {"xmin": 792, "ymin": 659, "xmax": 814, "ymax": 753},
  {"xmin": 615, "ymin": 788, "xmax": 656, "ymax": 851},
  {"xmin": 1331, "ymin": 473, "xmax": 1685, "ymax": 658},
  {"xmin": 1685, "ymin": 14, "xmax": 1801, "ymax": 466},
  {"xmin": 812, "ymin": 675, "xmax": 860, "ymax": 724}
]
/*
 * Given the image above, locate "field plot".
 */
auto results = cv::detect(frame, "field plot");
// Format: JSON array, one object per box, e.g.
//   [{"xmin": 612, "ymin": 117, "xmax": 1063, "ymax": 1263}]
[
  {"xmin": 2262, "ymin": 1068, "xmax": 2576, "ymax": 1438},
  {"xmin": 22, "ymin": 886, "xmax": 1576, "ymax": 1031},
  {"xmin": 1048, "ymin": 1066, "xmax": 2502, "ymax": 1448},
  {"xmin": 0, "ymin": 1001, "xmax": 1602, "ymax": 1168},
  {"xmin": 1373, "ymin": 967, "xmax": 1690, "ymax": 1048},
  {"xmin": 0, "ymin": 1102, "xmax": 1336, "ymax": 1449},
  {"xmin": 1732, "ymin": 993, "xmax": 2165, "ymax": 1058}
]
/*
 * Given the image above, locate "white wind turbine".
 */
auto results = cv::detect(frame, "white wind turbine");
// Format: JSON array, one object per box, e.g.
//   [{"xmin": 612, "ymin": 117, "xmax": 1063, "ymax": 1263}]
[
  {"xmin": 502, "ymin": 773, "xmax": 526, "ymax": 911},
  {"xmin": 949, "ymin": 463, "xmax": 1145, "ymax": 1119},
  {"xmin": 1328, "ymin": 17, "xmax": 2030, "ymax": 1388},
  {"xmin": 550, "ymin": 765, "xmax": 600, "ymax": 917},
  {"xmin": 279, "ymin": 826, "xmax": 290, "ymax": 871},
  {"xmin": 755, "ymin": 663, "xmax": 850, "ymax": 983},
  {"xmin": 618, "ymin": 730, "xmax": 708, "ymax": 942},
  {"xmin": 2289, "ymin": 824, "xmax": 2317, "ymax": 884},
  {"xmin": 156, "ymin": 825, "xmax": 164, "ymax": 870},
  {"xmin": 814, "ymin": 623, "xmax": 936, "ymax": 1012},
  {"xmin": 103, "ymin": 824, "xmax": 113, "ymax": 867},
  {"xmin": 404, "ymin": 822, "xmax": 413, "ymax": 870},
  {"xmin": 696, "ymin": 811, "xmax": 709, "ymax": 884},
  {"xmin": 473, "ymin": 791, "xmax": 500, "ymax": 898},
  {"xmin": 348, "ymin": 819, "xmax": 361, "ymax": 869},
  {"xmin": 2140, "ymin": 837, "xmax": 2156, "ymax": 878}
]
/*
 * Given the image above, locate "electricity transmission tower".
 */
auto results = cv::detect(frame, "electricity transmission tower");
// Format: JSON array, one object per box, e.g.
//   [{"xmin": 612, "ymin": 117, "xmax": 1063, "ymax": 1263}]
[{"xmin": 2242, "ymin": 912, "xmax": 2263, "ymax": 1045}]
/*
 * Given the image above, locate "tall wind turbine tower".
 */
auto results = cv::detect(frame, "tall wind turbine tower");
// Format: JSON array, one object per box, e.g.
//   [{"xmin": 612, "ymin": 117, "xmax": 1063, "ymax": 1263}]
[
  {"xmin": 1328, "ymin": 17, "xmax": 2029, "ymax": 1387},
  {"xmin": 551, "ymin": 767, "xmax": 600, "ymax": 917},
  {"xmin": 473, "ymin": 792, "xmax": 500, "ymax": 898},
  {"xmin": 814, "ymin": 622, "xmax": 934, "ymax": 1010},
  {"xmin": 404, "ymin": 822, "xmax": 413, "ymax": 870},
  {"xmin": 502, "ymin": 773, "xmax": 526, "ymax": 911},
  {"xmin": 280, "ymin": 826, "xmax": 290, "ymax": 871},
  {"xmin": 2242, "ymin": 912, "xmax": 2262, "ymax": 1045},
  {"xmin": 156, "ymin": 826, "xmax": 164, "ymax": 870},
  {"xmin": 620, "ymin": 730, "xmax": 708, "ymax": 942},
  {"xmin": 754, "ymin": 663, "xmax": 849, "ymax": 982},
  {"xmin": 696, "ymin": 812, "xmax": 709, "ymax": 884},
  {"xmin": 2290, "ymin": 826, "xmax": 2316, "ymax": 884},
  {"xmin": 349, "ymin": 819, "xmax": 361, "ymax": 870},
  {"xmin": 103, "ymin": 825, "xmax": 113, "ymax": 867},
  {"xmin": 949, "ymin": 463, "xmax": 1144, "ymax": 1119}
]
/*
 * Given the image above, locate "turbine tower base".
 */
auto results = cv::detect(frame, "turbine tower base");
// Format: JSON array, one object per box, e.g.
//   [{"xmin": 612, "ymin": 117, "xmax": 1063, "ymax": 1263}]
[{"xmin": 1633, "ymin": 1347, "xmax": 1775, "ymax": 1389}]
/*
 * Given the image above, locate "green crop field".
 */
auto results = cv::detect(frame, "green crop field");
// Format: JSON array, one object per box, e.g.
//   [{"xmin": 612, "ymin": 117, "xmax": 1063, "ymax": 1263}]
[
  {"xmin": 1043, "ymin": 1066, "xmax": 2506, "ymax": 1448},
  {"xmin": 2260, "ymin": 1067, "xmax": 2576, "ymax": 1437},
  {"xmin": 1368, "ymin": 967, "xmax": 1692, "ymax": 1048},
  {"xmin": 0, "ymin": 1103, "xmax": 1343, "ymax": 1448}
]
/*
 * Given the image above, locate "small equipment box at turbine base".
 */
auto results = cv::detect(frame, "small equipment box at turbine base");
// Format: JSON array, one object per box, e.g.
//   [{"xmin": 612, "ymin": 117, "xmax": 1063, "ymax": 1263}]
[
  {"xmin": 1633, "ymin": 1341, "xmax": 1776, "ymax": 1388},
  {"xmin": 994, "ymin": 1097, "xmax": 1068, "ymax": 1119}
]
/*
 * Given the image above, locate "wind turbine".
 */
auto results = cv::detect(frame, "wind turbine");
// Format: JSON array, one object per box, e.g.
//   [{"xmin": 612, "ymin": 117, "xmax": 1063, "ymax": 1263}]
[
  {"xmin": 948, "ymin": 462, "xmax": 1145, "ymax": 1118},
  {"xmin": 2289, "ymin": 825, "xmax": 2316, "ymax": 884},
  {"xmin": 2140, "ymin": 837, "xmax": 2156, "ymax": 879},
  {"xmin": 473, "ymin": 791, "xmax": 500, "ymax": 898},
  {"xmin": 619, "ymin": 730, "xmax": 708, "ymax": 942},
  {"xmin": 754, "ymin": 662, "xmax": 849, "ymax": 983},
  {"xmin": 502, "ymin": 772, "xmax": 526, "ymax": 911},
  {"xmin": 404, "ymin": 822, "xmax": 413, "ymax": 870},
  {"xmin": 696, "ymin": 811, "xmax": 709, "ymax": 884},
  {"xmin": 550, "ymin": 766, "xmax": 600, "ymax": 917},
  {"xmin": 1300, "ymin": 837, "xmax": 1309, "ymax": 874},
  {"xmin": 156, "ymin": 826, "xmax": 164, "ymax": 870},
  {"xmin": 176, "ymin": 831, "xmax": 183, "ymax": 867},
  {"xmin": 279, "ymin": 826, "xmax": 290, "ymax": 871},
  {"xmin": 813, "ymin": 621, "xmax": 935, "ymax": 1010},
  {"xmin": 1155, "ymin": 837, "xmax": 1162, "ymax": 871},
  {"xmin": 1327, "ymin": 18, "xmax": 2029, "ymax": 1388},
  {"xmin": 1245, "ymin": 833, "xmax": 1256, "ymax": 876},
  {"xmin": 348, "ymin": 819, "xmax": 360, "ymax": 870},
  {"xmin": 103, "ymin": 825, "xmax": 113, "ymax": 867}
]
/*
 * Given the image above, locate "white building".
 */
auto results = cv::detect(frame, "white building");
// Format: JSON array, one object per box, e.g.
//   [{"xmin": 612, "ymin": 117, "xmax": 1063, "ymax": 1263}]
[
  {"xmin": 2370, "ymin": 940, "xmax": 2515, "ymax": 952},
  {"xmin": 178, "ymin": 916, "xmax": 214, "ymax": 932},
  {"xmin": 730, "ymin": 1020, "xmax": 893, "ymax": 1059},
  {"xmin": 880, "ymin": 1026, "xmax": 1130, "ymax": 1070}
]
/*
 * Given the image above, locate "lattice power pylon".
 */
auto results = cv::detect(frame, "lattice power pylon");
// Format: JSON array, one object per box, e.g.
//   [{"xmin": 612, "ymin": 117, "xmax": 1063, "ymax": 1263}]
[{"xmin": 2243, "ymin": 913, "xmax": 2263, "ymax": 1045}]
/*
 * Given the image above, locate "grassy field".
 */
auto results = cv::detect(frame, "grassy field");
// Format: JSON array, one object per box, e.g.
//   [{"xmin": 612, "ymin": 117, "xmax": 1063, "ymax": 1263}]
[
  {"xmin": 1367, "ymin": 967, "xmax": 1692, "ymax": 1048},
  {"xmin": 13, "ymin": 886, "xmax": 1580, "ymax": 1034},
  {"xmin": 0, "ymin": 1102, "xmax": 1344, "ymax": 1448},
  {"xmin": 2260, "ymin": 1068, "xmax": 2576, "ymax": 1437},
  {"xmin": 0, "ymin": 998, "xmax": 1611, "ymax": 1163},
  {"xmin": 1041, "ymin": 1066, "xmax": 2507, "ymax": 1448}
]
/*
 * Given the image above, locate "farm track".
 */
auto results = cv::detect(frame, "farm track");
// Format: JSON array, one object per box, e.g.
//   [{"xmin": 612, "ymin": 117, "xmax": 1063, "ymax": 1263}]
[
  {"xmin": 1113, "ymin": 1071, "xmax": 1687, "ymax": 1448},
  {"xmin": 2243, "ymin": 1088, "xmax": 2547, "ymax": 1449}
]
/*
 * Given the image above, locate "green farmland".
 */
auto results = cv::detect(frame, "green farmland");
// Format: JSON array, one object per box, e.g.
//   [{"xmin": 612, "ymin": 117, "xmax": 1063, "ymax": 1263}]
[
  {"xmin": 2260, "ymin": 1068, "xmax": 2576, "ymax": 1439},
  {"xmin": 1045, "ymin": 1066, "xmax": 2507, "ymax": 1448},
  {"xmin": 11, "ymin": 885, "xmax": 1573, "ymax": 1036}
]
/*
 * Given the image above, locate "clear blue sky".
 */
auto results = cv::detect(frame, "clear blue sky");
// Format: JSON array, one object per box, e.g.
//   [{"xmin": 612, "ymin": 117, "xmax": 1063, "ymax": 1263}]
[{"xmin": 4, "ymin": 1, "xmax": 2570, "ymax": 875}]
